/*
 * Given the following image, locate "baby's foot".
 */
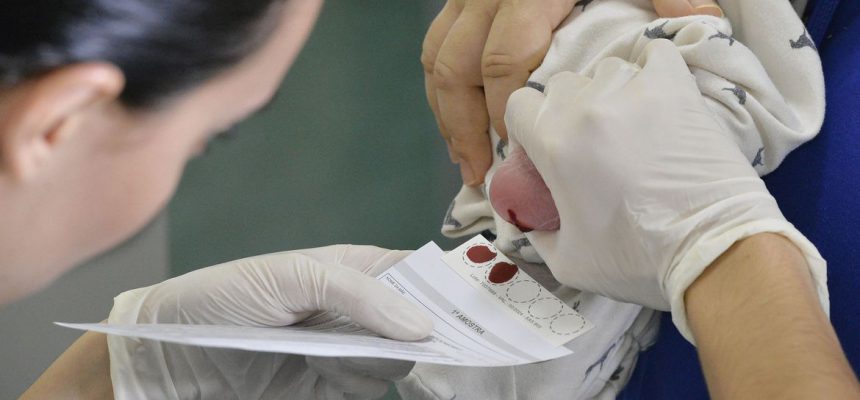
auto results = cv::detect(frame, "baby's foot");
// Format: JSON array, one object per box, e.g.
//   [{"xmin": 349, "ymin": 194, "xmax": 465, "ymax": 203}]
[{"xmin": 489, "ymin": 146, "xmax": 560, "ymax": 232}]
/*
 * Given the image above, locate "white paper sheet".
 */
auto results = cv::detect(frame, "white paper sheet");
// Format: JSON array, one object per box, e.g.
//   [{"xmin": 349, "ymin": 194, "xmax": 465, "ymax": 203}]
[{"xmin": 59, "ymin": 237, "xmax": 590, "ymax": 367}]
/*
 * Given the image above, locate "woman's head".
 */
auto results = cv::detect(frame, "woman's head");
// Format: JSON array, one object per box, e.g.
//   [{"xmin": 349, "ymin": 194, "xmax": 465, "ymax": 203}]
[
  {"xmin": 0, "ymin": 0, "xmax": 323, "ymax": 304},
  {"xmin": 3, "ymin": 0, "xmax": 293, "ymax": 107}
]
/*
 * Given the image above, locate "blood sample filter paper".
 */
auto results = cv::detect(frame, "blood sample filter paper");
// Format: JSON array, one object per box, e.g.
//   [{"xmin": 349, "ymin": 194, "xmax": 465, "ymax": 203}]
[{"xmin": 59, "ymin": 237, "xmax": 591, "ymax": 367}]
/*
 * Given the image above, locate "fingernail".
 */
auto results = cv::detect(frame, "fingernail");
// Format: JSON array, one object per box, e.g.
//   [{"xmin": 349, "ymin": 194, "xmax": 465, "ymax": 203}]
[
  {"xmin": 460, "ymin": 163, "xmax": 477, "ymax": 186},
  {"xmin": 689, "ymin": 0, "xmax": 723, "ymax": 17}
]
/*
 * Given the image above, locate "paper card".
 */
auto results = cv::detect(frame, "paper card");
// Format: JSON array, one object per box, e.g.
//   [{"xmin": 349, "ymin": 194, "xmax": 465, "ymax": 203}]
[{"xmin": 442, "ymin": 235, "xmax": 592, "ymax": 346}]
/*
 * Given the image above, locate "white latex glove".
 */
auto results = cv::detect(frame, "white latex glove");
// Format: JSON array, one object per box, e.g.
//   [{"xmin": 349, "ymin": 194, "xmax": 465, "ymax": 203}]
[
  {"xmin": 107, "ymin": 245, "xmax": 432, "ymax": 400},
  {"xmin": 500, "ymin": 39, "xmax": 829, "ymax": 342}
]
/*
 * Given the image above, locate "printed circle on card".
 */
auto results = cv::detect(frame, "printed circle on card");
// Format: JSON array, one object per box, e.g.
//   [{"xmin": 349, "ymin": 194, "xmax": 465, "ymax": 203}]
[
  {"xmin": 528, "ymin": 298, "xmax": 564, "ymax": 320},
  {"xmin": 442, "ymin": 235, "xmax": 593, "ymax": 346},
  {"xmin": 550, "ymin": 313, "xmax": 589, "ymax": 336},
  {"xmin": 505, "ymin": 280, "xmax": 542, "ymax": 303}
]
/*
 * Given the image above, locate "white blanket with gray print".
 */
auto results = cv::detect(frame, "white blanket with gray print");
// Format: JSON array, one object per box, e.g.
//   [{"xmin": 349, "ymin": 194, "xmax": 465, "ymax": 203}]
[{"xmin": 399, "ymin": 0, "xmax": 824, "ymax": 399}]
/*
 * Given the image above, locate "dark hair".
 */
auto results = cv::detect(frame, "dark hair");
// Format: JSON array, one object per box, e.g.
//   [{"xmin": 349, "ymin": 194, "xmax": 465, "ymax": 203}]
[{"xmin": 0, "ymin": 0, "xmax": 285, "ymax": 107}]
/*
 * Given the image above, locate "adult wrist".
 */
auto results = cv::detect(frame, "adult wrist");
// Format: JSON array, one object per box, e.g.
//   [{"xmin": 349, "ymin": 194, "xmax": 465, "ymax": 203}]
[
  {"xmin": 667, "ymin": 219, "xmax": 828, "ymax": 344},
  {"xmin": 683, "ymin": 232, "xmax": 857, "ymax": 399}
]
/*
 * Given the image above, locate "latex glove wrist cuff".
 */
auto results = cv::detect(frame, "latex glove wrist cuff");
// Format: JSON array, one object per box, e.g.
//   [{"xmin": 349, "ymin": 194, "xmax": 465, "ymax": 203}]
[{"xmin": 667, "ymin": 219, "xmax": 829, "ymax": 344}]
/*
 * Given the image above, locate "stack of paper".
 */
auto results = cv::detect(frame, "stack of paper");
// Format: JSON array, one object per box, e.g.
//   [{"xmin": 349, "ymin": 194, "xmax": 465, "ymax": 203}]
[{"xmin": 60, "ymin": 236, "xmax": 591, "ymax": 367}]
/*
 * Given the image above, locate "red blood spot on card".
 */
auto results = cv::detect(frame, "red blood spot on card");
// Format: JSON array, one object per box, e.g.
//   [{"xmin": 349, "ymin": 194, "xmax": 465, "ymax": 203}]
[
  {"xmin": 466, "ymin": 245, "xmax": 496, "ymax": 263},
  {"xmin": 488, "ymin": 262, "xmax": 518, "ymax": 284}
]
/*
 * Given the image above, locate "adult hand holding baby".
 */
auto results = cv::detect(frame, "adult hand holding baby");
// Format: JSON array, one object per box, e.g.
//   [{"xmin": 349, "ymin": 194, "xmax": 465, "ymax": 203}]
[
  {"xmin": 500, "ymin": 39, "xmax": 828, "ymax": 338},
  {"xmin": 498, "ymin": 40, "xmax": 860, "ymax": 399},
  {"xmin": 422, "ymin": 0, "xmax": 723, "ymax": 186}
]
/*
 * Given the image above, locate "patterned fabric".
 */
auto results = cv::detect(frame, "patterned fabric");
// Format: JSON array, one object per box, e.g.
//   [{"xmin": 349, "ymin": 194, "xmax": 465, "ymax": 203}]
[
  {"xmin": 416, "ymin": 0, "xmax": 826, "ymax": 399},
  {"xmin": 624, "ymin": 1, "xmax": 860, "ymax": 397}
]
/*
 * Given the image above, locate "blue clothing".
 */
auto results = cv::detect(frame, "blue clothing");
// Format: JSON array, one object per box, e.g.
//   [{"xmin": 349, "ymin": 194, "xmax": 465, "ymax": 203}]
[{"xmin": 619, "ymin": 1, "xmax": 860, "ymax": 397}]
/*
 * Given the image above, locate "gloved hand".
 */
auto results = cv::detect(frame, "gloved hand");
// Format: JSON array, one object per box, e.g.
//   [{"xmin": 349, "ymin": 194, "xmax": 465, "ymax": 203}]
[
  {"xmin": 305, "ymin": 356, "xmax": 415, "ymax": 400},
  {"xmin": 499, "ymin": 39, "xmax": 828, "ymax": 342},
  {"xmin": 107, "ymin": 245, "xmax": 432, "ymax": 399}
]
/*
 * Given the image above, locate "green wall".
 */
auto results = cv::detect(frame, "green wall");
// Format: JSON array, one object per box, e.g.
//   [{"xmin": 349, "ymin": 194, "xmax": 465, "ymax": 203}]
[
  {"xmin": 168, "ymin": 2, "xmax": 459, "ymax": 273},
  {"xmin": 169, "ymin": 4, "xmax": 456, "ymax": 397}
]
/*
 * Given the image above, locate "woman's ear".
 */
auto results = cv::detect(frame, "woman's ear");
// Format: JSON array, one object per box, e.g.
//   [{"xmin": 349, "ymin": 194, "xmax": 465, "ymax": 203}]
[{"xmin": 0, "ymin": 63, "xmax": 125, "ymax": 181}]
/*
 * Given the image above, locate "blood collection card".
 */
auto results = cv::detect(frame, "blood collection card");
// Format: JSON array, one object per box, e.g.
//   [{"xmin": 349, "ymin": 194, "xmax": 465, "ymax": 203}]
[
  {"xmin": 442, "ymin": 235, "xmax": 592, "ymax": 346},
  {"xmin": 59, "ymin": 236, "xmax": 590, "ymax": 367}
]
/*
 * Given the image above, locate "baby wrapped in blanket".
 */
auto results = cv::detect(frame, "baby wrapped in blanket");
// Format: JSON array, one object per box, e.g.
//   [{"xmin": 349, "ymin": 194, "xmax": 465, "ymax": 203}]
[{"xmin": 398, "ymin": 0, "xmax": 825, "ymax": 398}]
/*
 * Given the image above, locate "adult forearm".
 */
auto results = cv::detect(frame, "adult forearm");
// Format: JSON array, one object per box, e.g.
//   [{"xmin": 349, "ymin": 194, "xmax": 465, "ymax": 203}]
[
  {"xmin": 686, "ymin": 233, "xmax": 860, "ymax": 399},
  {"xmin": 20, "ymin": 331, "xmax": 114, "ymax": 400}
]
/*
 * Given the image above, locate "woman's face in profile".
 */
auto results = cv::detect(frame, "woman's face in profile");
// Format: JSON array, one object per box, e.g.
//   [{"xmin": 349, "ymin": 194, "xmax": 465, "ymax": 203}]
[{"xmin": 0, "ymin": 0, "xmax": 322, "ymax": 303}]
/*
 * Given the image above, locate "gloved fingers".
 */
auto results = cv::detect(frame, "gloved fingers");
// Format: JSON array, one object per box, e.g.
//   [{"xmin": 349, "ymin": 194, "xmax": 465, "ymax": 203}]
[
  {"xmin": 307, "ymin": 354, "xmax": 415, "ymax": 382},
  {"xmin": 337, "ymin": 246, "xmax": 411, "ymax": 277},
  {"xmin": 345, "ymin": 393, "xmax": 384, "ymax": 400},
  {"xmin": 542, "ymin": 70, "xmax": 592, "ymax": 102},
  {"xmin": 307, "ymin": 357, "xmax": 391, "ymax": 399},
  {"xmin": 340, "ymin": 357, "xmax": 416, "ymax": 381},
  {"xmin": 632, "ymin": 39, "xmax": 698, "ymax": 93},
  {"xmin": 235, "ymin": 253, "xmax": 431, "ymax": 337},
  {"xmin": 313, "ymin": 377, "xmax": 347, "ymax": 400},
  {"xmin": 575, "ymin": 57, "xmax": 640, "ymax": 102},
  {"xmin": 287, "ymin": 244, "xmax": 351, "ymax": 264},
  {"xmin": 524, "ymin": 229, "xmax": 611, "ymax": 296},
  {"xmin": 504, "ymin": 85, "xmax": 545, "ymax": 159},
  {"xmin": 522, "ymin": 230, "xmax": 560, "ymax": 266},
  {"xmin": 292, "ymin": 245, "xmax": 410, "ymax": 277},
  {"xmin": 506, "ymin": 71, "xmax": 591, "ymax": 174},
  {"xmin": 319, "ymin": 266, "xmax": 434, "ymax": 341},
  {"xmin": 539, "ymin": 70, "xmax": 594, "ymax": 121}
]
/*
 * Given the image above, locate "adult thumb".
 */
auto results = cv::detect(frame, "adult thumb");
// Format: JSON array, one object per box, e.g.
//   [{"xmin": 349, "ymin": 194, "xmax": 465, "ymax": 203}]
[
  {"xmin": 635, "ymin": 39, "xmax": 698, "ymax": 91},
  {"xmin": 320, "ymin": 266, "xmax": 434, "ymax": 341},
  {"xmin": 505, "ymin": 72, "xmax": 592, "ymax": 159},
  {"xmin": 504, "ymin": 85, "xmax": 545, "ymax": 154}
]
